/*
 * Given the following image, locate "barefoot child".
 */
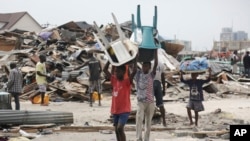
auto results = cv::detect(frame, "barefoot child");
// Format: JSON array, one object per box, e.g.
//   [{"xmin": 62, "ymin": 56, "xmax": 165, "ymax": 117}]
[
  {"xmin": 180, "ymin": 68, "xmax": 211, "ymax": 126},
  {"xmin": 103, "ymin": 59, "xmax": 137, "ymax": 141}
]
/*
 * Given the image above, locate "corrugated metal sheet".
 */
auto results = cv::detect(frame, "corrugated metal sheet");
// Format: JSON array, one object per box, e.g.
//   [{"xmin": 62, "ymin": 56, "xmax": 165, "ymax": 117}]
[
  {"xmin": 0, "ymin": 92, "xmax": 12, "ymax": 109},
  {"xmin": 0, "ymin": 110, "xmax": 73, "ymax": 125}
]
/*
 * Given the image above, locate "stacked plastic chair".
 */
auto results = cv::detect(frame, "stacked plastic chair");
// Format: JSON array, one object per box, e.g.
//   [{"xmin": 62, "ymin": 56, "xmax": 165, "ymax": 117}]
[
  {"xmin": 93, "ymin": 13, "xmax": 138, "ymax": 66},
  {"xmin": 130, "ymin": 5, "xmax": 161, "ymax": 62}
]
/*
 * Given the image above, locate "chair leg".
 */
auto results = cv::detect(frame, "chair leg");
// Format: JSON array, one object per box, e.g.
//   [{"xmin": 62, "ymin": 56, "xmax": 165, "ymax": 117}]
[
  {"xmin": 111, "ymin": 13, "xmax": 125, "ymax": 40},
  {"xmin": 93, "ymin": 21, "xmax": 110, "ymax": 48}
]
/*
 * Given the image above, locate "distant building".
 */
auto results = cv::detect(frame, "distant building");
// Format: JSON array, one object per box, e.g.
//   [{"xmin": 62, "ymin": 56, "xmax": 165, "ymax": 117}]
[
  {"xmin": 214, "ymin": 27, "xmax": 249, "ymax": 52},
  {"xmin": 233, "ymin": 31, "xmax": 248, "ymax": 41},
  {"xmin": 220, "ymin": 27, "xmax": 248, "ymax": 41},
  {"xmin": 213, "ymin": 40, "xmax": 250, "ymax": 52},
  {"xmin": 181, "ymin": 40, "xmax": 192, "ymax": 51},
  {"xmin": 220, "ymin": 27, "xmax": 233, "ymax": 41},
  {"xmin": 0, "ymin": 12, "xmax": 42, "ymax": 33}
]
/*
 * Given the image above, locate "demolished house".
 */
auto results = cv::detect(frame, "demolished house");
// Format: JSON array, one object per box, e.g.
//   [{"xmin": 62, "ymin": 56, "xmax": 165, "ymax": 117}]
[{"xmin": 0, "ymin": 12, "xmax": 42, "ymax": 33}]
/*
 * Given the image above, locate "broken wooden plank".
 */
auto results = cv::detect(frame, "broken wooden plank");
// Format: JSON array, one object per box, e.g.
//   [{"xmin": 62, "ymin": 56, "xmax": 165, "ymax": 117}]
[
  {"xmin": 48, "ymin": 84, "xmax": 68, "ymax": 92},
  {"xmin": 63, "ymin": 82, "xmax": 87, "ymax": 93},
  {"xmin": 20, "ymin": 66, "xmax": 36, "ymax": 73},
  {"xmin": 0, "ymin": 36, "xmax": 17, "ymax": 51},
  {"xmin": 20, "ymin": 90, "xmax": 36, "ymax": 99},
  {"xmin": 0, "ymin": 133, "xmax": 20, "ymax": 137},
  {"xmin": 22, "ymin": 83, "xmax": 37, "ymax": 94},
  {"xmin": 60, "ymin": 126, "xmax": 193, "ymax": 132},
  {"xmin": 237, "ymin": 77, "xmax": 250, "ymax": 82},
  {"xmin": 20, "ymin": 123, "xmax": 56, "ymax": 129},
  {"xmin": 224, "ymin": 73, "xmax": 237, "ymax": 81},
  {"xmin": 9, "ymin": 136, "xmax": 32, "ymax": 141},
  {"xmin": 192, "ymin": 130, "xmax": 229, "ymax": 138},
  {"xmin": 21, "ymin": 45, "xmax": 34, "ymax": 49},
  {"xmin": 222, "ymin": 80, "xmax": 250, "ymax": 94}
]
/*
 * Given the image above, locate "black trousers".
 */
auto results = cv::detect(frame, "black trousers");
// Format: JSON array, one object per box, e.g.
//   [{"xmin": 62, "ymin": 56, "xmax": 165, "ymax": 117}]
[{"xmin": 11, "ymin": 92, "xmax": 20, "ymax": 110}]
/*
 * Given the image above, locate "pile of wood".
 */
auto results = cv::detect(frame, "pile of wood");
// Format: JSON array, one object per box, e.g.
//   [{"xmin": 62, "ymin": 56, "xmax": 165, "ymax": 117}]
[{"xmin": 0, "ymin": 20, "xmax": 182, "ymax": 104}]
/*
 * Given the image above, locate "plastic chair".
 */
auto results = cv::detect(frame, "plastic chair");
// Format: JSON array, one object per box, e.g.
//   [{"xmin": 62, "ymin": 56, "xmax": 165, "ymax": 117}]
[
  {"xmin": 130, "ymin": 5, "xmax": 161, "ymax": 62},
  {"xmin": 140, "ymin": 26, "xmax": 156, "ymax": 49},
  {"xmin": 93, "ymin": 13, "xmax": 138, "ymax": 66},
  {"xmin": 131, "ymin": 5, "xmax": 160, "ymax": 48}
]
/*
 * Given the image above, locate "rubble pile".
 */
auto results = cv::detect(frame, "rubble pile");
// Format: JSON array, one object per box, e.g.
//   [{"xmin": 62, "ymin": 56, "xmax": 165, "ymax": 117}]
[
  {"xmin": 0, "ymin": 23, "xmax": 110, "ymax": 102},
  {"xmin": 0, "ymin": 20, "xmax": 182, "ymax": 103}
]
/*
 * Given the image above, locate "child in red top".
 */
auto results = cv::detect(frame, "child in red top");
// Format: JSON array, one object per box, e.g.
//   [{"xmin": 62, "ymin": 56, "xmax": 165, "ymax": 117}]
[{"xmin": 104, "ymin": 60, "xmax": 137, "ymax": 141}]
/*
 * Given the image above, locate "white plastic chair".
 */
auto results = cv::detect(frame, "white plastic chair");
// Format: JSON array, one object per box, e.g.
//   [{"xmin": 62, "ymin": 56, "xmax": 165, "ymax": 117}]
[{"xmin": 93, "ymin": 13, "xmax": 138, "ymax": 66}]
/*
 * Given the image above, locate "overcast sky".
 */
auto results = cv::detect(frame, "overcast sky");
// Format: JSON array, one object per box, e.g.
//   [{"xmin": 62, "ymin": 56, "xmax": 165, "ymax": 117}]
[{"xmin": 1, "ymin": 0, "xmax": 250, "ymax": 51}]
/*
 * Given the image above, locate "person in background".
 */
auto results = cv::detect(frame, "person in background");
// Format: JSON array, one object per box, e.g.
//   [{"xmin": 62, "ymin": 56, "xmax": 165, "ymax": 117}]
[
  {"xmin": 153, "ymin": 61, "xmax": 167, "ymax": 127},
  {"xmin": 135, "ymin": 50, "xmax": 158, "ymax": 141},
  {"xmin": 6, "ymin": 62, "xmax": 23, "ymax": 110},
  {"xmin": 243, "ymin": 51, "xmax": 250, "ymax": 78},
  {"xmin": 221, "ymin": 55, "xmax": 227, "ymax": 62},
  {"xmin": 180, "ymin": 68, "xmax": 211, "ymax": 126},
  {"xmin": 36, "ymin": 54, "xmax": 48, "ymax": 106},
  {"xmin": 231, "ymin": 51, "xmax": 239, "ymax": 74},
  {"xmin": 73, "ymin": 53, "xmax": 102, "ymax": 107},
  {"xmin": 103, "ymin": 58, "xmax": 137, "ymax": 141}
]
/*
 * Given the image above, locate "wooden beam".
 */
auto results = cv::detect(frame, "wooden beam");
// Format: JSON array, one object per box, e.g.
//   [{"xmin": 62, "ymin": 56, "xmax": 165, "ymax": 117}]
[
  {"xmin": 0, "ymin": 133, "xmax": 20, "ymax": 137},
  {"xmin": 192, "ymin": 130, "xmax": 229, "ymax": 138},
  {"xmin": 59, "ymin": 126, "xmax": 193, "ymax": 132},
  {"xmin": 20, "ymin": 123, "xmax": 56, "ymax": 129}
]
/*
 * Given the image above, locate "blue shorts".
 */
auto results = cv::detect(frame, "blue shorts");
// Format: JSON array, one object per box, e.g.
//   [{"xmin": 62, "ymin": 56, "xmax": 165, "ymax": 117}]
[{"xmin": 113, "ymin": 112, "xmax": 130, "ymax": 126}]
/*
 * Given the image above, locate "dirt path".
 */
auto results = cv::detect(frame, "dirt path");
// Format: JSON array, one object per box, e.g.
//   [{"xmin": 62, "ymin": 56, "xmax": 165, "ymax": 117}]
[{"xmin": 15, "ymin": 95, "xmax": 250, "ymax": 141}]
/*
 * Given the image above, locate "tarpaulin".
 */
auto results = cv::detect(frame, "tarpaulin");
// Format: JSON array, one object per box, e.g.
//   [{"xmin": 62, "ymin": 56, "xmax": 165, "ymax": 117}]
[{"xmin": 180, "ymin": 57, "xmax": 208, "ymax": 72}]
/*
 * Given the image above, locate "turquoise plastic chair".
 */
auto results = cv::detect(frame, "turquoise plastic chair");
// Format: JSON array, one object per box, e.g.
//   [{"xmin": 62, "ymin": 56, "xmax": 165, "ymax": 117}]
[
  {"xmin": 131, "ymin": 5, "xmax": 161, "ymax": 61},
  {"xmin": 140, "ymin": 26, "xmax": 156, "ymax": 48},
  {"xmin": 132, "ymin": 5, "xmax": 160, "ymax": 49}
]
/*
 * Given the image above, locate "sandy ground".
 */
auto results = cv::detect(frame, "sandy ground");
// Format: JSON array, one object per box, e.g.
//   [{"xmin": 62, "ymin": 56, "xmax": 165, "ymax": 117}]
[{"xmin": 13, "ymin": 93, "xmax": 250, "ymax": 141}]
